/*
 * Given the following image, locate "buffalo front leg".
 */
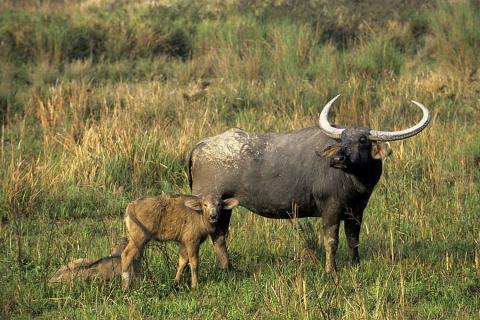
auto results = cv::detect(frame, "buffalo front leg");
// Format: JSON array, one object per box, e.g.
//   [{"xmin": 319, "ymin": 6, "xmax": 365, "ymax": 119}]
[
  {"xmin": 323, "ymin": 218, "xmax": 340, "ymax": 273},
  {"xmin": 210, "ymin": 209, "xmax": 232, "ymax": 270},
  {"xmin": 344, "ymin": 212, "xmax": 362, "ymax": 266}
]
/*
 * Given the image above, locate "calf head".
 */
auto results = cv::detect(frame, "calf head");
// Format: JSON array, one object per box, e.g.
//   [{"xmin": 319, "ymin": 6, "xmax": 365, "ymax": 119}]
[{"xmin": 184, "ymin": 195, "xmax": 239, "ymax": 223}]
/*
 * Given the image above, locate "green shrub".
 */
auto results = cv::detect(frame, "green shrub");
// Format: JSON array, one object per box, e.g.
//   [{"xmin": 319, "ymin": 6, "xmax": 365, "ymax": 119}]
[
  {"xmin": 350, "ymin": 34, "xmax": 405, "ymax": 78},
  {"xmin": 64, "ymin": 24, "xmax": 106, "ymax": 61},
  {"xmin": 150, "ymin": 28, "xmax": 191, "ymax": 59},
  {"xmin": 427, "ymin": 0, "xmax": 480, "ymax": 73},
  {"xmin": 0, "ymin": 10, "xmax": 39, "ymax": 63}
]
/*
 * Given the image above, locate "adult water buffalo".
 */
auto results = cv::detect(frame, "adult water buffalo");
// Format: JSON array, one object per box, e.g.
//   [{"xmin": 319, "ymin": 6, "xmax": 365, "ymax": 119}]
[{"xmin": 188, "ymin": 95, "xmax": 430, "ymax": 272}]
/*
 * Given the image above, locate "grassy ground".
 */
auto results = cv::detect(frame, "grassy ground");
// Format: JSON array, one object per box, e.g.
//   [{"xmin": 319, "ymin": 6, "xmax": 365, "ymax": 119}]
[{"xmin": 0, "ymin": 0, "xmax": 479, "ymax": 319}]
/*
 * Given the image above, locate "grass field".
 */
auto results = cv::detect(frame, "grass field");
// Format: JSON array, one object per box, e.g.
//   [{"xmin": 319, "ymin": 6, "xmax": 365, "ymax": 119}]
[{"xmin": 0, "ymin": 0, "xmax": 479, "ymax": 318}]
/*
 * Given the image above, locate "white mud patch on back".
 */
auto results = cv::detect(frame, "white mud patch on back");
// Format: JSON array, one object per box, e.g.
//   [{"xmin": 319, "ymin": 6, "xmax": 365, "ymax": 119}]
[{"xmin": 194, "ymin": 128, "xmax": 264, "ymax": 168}]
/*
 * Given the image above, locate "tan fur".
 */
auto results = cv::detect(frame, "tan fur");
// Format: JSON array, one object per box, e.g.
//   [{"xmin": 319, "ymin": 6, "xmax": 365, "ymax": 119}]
[
  {"xmin": 49, "ymin": 237, "xmax": 128, "ymax": 283},
  {"xmin": 371, "ymin": 142, "xmax": 392, "ymax": 159},
  {"xmin": 321, "ymin": 144, "xmax": 342, "ymax": 157},
  {"xmin": 121, "ymin": 194, "xmax": 238, "ymax": 290}
]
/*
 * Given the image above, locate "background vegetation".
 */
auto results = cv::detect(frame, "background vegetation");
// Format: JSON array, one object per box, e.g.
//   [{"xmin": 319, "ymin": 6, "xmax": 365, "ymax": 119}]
[{"xmin": 0, "ymin": 0, "xmax": 479, "ymax": 318}]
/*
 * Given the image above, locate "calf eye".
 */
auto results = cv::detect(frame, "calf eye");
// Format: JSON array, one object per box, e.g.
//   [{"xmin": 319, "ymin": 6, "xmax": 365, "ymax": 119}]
[{"xmin": 359, "ymin": 136, "xmax": 367, "ymax": 144}]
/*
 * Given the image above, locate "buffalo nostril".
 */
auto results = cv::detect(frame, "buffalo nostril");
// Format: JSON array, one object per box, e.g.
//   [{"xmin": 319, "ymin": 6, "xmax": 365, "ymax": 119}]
[{"xmin": 330, "ymin": 154, "xmax": 348, "ymax": 169}]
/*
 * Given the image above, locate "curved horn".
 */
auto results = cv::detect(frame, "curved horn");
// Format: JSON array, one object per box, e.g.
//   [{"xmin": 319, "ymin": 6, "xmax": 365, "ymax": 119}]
[
  {"xmin": 368, "ymin": 101, "xmax": 431, "ymax": 141},
  {"xmin": 318, "ymin": 94, "xmax": 345, "ymax": 139}
]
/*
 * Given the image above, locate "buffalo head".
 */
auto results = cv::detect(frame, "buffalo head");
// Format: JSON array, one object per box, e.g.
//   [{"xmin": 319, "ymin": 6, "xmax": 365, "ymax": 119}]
[{"xmin": 318, "ymin": 95, "xmax": 430, "ymax": 174}]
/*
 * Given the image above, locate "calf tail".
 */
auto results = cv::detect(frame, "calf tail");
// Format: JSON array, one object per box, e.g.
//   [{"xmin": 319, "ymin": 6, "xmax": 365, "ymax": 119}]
[{"xmin": 125, "ymin": 203, "xmax": 154, "ymax": 241}]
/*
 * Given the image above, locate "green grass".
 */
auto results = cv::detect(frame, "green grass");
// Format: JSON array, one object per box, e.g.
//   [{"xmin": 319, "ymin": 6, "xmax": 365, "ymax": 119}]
[
  {"xmin": 2, "ymin": 204, "xmax": 478, "ymax": 319},
  {"xmin": 0, "ymin": 0, "xmax": 479, "ymax": 319}
]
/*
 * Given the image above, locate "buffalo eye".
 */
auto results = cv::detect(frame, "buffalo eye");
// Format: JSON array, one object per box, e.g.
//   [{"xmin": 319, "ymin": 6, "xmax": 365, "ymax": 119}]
[{"xmin": 359, "ymin": 136, "xmax": 368, "ymax": 144}]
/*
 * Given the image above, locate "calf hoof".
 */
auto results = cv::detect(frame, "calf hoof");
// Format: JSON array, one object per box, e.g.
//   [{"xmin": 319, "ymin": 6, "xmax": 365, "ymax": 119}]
[
  {"xmin": 325, "ymin": 263, "xmax": 337, "ymax": 274},
  {"xmin": 218, "ymin": 261, "xmax": 233, "ymax": 271},
  {"xmin": 173, "ymin": 279, "xmax": 182, "ymax": 288},
  {"xmin": 122, "ymin": 272, "xmax": 131, "ymax": 292}
]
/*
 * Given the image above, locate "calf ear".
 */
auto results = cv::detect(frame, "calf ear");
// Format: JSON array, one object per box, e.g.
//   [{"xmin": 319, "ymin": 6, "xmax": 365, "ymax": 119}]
[
  {"xmin": 184, "ymin": 198, "xmax": 202, "ymax": 211},
  {"xmin": 371, "ymin": 142, "xmax": 392, "ymax": 159},
  {"xmin": 222, "ymin": 198, "xmax": 239, "ymax": 210},
  {"xmin": 318, "ymin": 144, "xmax": 341, "ymax": 158}
]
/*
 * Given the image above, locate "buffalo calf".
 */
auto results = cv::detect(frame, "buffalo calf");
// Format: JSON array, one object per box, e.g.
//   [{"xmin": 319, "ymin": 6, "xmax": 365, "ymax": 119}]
[
  {"xmin": 121, "ymin": 194, "xmax": 238, "ymax": 290},
  {"xmin": 49, "ymin": 237, "xmax": 128, "ymax": 283}
]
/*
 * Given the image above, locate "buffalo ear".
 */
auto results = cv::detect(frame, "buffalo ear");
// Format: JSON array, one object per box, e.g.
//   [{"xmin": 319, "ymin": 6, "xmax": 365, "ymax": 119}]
[
  {"xmin": 222, "ymin": 198, "xmax": 239, "ymax": 210},
  {"xmin": 318, "ymin": 144, "xmax": 341, "ymax": 158},
  {"xmin": 371, "ymin": 142, "xmax": 392, "ymax": 159},
  {"xmin": 184, "ymin": 198, "xmax": 202, "ymax": 212}
]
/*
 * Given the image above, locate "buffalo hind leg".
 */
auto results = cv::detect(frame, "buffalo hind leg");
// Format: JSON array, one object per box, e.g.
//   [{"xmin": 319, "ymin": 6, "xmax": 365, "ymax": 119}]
[
  {"xmin": 210, "ymin": 209, "xmax": 232, "ymax": 270},
  {"xmin": 344, "ymin": 212, "xmax": 362, "ymax": 266}
]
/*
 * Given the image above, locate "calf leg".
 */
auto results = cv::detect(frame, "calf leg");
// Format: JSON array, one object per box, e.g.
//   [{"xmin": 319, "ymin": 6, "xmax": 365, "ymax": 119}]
[
  {"xmin": 344, "ymin": 213, "xmax": 362, "ymax": 266},
  {"xmin": 210, "ymin": 209, "xmax": 232, "ymax": 270},
  {"xmin": 174, "ymin": 244, "xmax": 189, "ymax": 284},
  {"xmin": 121, "ymin": 238, "xmax": 147, "ymax": 291},
  {"xmin": 186, "ymin": 242, "xmax": 200, "ymax": 289},
  {"xmin": 132, "ymin": 255, "xmax": 143, "ymax": 282}
]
